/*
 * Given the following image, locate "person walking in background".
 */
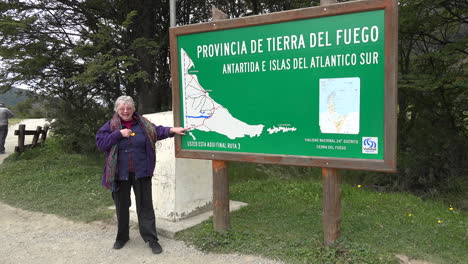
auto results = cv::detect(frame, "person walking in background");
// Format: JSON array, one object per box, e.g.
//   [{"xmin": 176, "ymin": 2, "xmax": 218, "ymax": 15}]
[
  {"xmin": 0, "ymin": 103, "xmax": 14, "ymax": 154},
  {"xmin": 96, "ymin": 96, "xmax": 186, "ymax": 254}
]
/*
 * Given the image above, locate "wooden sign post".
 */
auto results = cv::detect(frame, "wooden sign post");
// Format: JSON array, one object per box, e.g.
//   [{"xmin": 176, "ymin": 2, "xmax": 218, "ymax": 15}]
[
  {"xmin": 211, "ymin": 7, "xmax": 230, "ymax": 232},
  {"xmin": 320, "ymin": 0, "xmax": 341, "ymax": 246}
]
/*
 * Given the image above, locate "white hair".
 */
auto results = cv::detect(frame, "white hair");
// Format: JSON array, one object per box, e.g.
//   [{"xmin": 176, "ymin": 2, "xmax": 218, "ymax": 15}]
[{"xmin": 114, "ymin": 96, "xmax": 135, "ymax": 112}]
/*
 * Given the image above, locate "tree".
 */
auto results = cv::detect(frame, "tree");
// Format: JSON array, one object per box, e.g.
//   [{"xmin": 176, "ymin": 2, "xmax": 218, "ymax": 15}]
[
  {"xmin": 0, "ymin": 0, "xmax": 174, "ymax": 151},
  {"xmin": 390, "ymin": 0, "xmax": 467, "ymax": 193},
  {"xmin": 0, "ymin": 0, "xmax": 175, "ymax": 110},
  {"xmin": 175, "ymin": 0, "xmax": 319, "ymax": 24}
]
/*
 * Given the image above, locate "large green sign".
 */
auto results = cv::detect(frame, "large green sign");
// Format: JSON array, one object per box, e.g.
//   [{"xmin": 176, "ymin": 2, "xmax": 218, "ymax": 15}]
[{"xmin": 170, "ymin": 0, "xmax": 398, "ymax": 171}]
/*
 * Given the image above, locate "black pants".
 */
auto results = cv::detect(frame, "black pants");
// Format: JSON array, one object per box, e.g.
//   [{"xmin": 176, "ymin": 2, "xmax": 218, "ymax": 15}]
[
  {"xmin": 112, "ymin": 173, "xmax": 158, "ymax": 243},
  {"xmin": 0, "ymin": 125, "xmax": 7, "ymax": 153}
]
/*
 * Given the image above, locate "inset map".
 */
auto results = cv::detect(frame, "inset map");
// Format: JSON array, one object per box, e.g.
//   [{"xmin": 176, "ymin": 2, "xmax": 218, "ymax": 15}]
[{"xmin": 319, "ymin": 77, "xmax": 360, "ymax": 134}]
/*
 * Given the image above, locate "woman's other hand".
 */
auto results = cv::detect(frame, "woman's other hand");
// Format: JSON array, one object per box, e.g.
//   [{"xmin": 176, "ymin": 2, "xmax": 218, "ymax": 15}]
[{"xmin": 170, "ymin": 127, "xmax": 187, "ymax": 135}]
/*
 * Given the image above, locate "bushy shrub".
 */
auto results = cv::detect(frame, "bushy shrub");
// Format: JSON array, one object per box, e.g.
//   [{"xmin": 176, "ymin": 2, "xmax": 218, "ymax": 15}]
[
  {"xmin": 12, "ymin": 97, "xmax": 48, "ymax": 118},
  {"xmin": 47, "ymin": 99, "xmax": 111, "ymax": 153}
]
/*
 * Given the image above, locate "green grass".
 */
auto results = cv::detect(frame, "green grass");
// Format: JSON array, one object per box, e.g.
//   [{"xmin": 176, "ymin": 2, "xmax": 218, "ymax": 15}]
[
  {"xmin": 0, "ymin": 144, "xmax": 466, "ymax": 263},
  {"xmin": 0, "ymin": 138, "xmax": 114, "ymax": 222},
  {"xmin": 176, "ymin": 162, "xmax": 468, "ymax": 264}
]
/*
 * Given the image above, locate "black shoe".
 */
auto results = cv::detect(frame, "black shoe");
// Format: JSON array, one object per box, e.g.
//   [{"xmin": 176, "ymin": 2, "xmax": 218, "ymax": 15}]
[
  {"xmin": 113, "ymin": 239, "xmax": 128, "ymax": 249},
  {"xmin": 148, "ymin": 240, "xmax": 162, "ymax": 254}
]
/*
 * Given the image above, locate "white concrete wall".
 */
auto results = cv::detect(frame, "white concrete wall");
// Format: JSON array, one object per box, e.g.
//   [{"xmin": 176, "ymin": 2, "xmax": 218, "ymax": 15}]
[{"xmin": 143, "ymin": 111, "xmax": 213, "ymax": 221}]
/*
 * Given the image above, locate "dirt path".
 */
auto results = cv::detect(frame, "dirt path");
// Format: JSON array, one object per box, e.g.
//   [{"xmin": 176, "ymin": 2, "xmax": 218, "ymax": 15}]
[
  {"xmin": 0, "ymin": 119, "xmax": 283, "ymax": 264},
  {"xmin": 0, "ymin": 202, "xmax": 283, "ymax": 264}
]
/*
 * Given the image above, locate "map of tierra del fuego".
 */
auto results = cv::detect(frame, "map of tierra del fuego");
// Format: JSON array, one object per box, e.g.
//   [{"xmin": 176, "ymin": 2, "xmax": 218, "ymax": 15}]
[
  {"xmin": 180, "ymin": 48, "xmax": 359, "ymax": 140},
  {"xmin": 181, "ymin": 48, "xmax": 266, "ymax": 140}
]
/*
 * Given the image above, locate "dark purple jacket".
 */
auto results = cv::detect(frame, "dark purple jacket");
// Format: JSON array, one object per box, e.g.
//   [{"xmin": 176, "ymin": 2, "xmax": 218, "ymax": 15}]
[{"xmin": 96, "ymin": 113, "xmax": 173, "ymax": 185}]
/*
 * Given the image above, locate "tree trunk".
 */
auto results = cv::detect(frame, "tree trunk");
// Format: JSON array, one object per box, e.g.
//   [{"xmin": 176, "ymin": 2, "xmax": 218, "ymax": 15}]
[{"xmin": 127, "ymin": 0, "xmax": 159, "ymax": 114}]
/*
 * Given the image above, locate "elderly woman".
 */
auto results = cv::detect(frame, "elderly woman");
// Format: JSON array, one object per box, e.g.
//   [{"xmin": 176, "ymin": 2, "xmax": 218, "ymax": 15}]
[{"xmin": 96, "ymin": 96, "xmax": 186, "ymax": 254}]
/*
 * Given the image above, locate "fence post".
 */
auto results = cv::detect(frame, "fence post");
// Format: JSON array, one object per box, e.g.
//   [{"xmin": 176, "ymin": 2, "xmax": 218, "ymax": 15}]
[
  {"xmin": 14, "ymin": 124, "xmax": 49, "ymax": 153},
  {"xmin": 32, "ymin": 126, "xmax": 42, "ymax": 147},
  {"xmin": 41, "ymin": 125, "xmax": 49, "ymax": 145},
  {"xmin": 17, "ymin": 124, "xmax": 26, "ymax": 153}
]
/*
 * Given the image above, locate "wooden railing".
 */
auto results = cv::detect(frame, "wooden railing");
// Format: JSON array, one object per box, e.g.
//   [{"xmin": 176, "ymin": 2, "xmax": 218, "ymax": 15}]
[{"xmin": 14, "ymin": 124, "xmax": 49, "ymax": 153}]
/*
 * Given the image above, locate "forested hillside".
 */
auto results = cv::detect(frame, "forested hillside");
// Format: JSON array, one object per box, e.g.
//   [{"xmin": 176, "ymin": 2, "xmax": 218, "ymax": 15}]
[{"xmin": 0, "ymin": 87, "xmax": 29, "ymax": 106}]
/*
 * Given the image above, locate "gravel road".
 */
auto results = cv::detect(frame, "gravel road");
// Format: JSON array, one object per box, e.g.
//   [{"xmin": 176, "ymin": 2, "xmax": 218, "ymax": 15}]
[
  {"xmin": 0, "ymin": 202, "xmax": 284, "ymax": 264},
  {"xmin": 0, "ymin": 119, "xmax": 284, "ymax": 264}
]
